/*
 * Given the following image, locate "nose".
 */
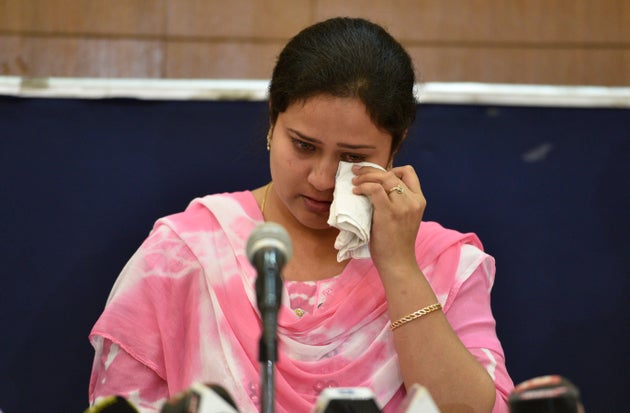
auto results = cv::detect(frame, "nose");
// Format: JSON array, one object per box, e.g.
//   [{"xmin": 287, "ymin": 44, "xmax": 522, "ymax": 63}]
[{"xmin": 307, "ymin": 157, "xmax": 337, "ymax": 192}]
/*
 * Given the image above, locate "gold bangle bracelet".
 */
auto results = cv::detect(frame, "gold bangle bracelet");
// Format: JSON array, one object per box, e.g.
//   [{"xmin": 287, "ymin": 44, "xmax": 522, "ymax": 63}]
[{"xmin": 390, "ymin": 303, "xmax": 442, "ymax": 331}]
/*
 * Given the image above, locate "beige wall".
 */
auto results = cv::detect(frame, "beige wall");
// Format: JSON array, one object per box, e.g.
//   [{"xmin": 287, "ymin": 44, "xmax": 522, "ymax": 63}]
[{"xmin": 0, "ymin": 0, "xmax": 628, "ymax": 86}]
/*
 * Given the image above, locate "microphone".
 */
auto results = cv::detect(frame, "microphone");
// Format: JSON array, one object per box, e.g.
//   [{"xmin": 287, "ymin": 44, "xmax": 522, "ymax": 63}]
[
  {"xmin": 508, "ymin": 375, "xmax": 584, "ymax": 413},
  {"xmin": 246, "ymin": 222, "xmax": 293, "ymax": 362},
  {"xmin": 311, "ymin": 388, "xmax": 382, "ymax": 413},
  {"xmin": 246, "ymin": 222, "xmax": 293, "ymax": 413},
  {"xmin": 395, "ymin": 384, "xmax": 440, "ymax": 413},
  {"xmin": 160, "ymin": 382, "xmax": 239, "ymax": 413},
  {"xmin": 84, "ymin": 395, "xmax": 139, "ymax": 413}
]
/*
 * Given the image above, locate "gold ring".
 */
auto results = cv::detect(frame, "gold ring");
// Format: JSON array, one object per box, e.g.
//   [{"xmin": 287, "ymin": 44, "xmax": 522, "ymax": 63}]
[{"xmin": 388, "ymin": 184, "xmax": 404, "ymax": 194}]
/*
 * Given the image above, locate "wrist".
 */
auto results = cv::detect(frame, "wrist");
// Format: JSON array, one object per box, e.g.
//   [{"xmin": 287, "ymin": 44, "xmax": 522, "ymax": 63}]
[{"xmin": 380, "ymin": 267, "xmax": 436, "ymax": 303}]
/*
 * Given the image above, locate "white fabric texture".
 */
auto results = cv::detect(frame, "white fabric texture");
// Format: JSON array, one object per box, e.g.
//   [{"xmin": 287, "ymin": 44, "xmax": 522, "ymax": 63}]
[{"xmin": 327, "ymin": 161, "xmax": 385, "ymax": 261}]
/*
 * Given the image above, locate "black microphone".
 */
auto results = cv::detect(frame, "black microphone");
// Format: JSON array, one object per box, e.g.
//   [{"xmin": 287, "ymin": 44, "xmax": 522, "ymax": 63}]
[
  {"xmin": 160, "ymin": 382, "xmax": 239, "ymax": 412},
  {"xmin": 246, "ymin": 222, "xmax": 293, "ymax": 363},
  {"xmin": 312, "ymin": 388, "xmax": 382, "ymax": 413},
  {"xmin": 509, "ymin": 375, "xmax": 584, "ymax": 413},
  {"xmin": 84, "ymin": 395, "xmax": 139, "ymax": 413},
  {"xmin": 246, "ymin": 222, "xmax": 293, "ymax": 413}
]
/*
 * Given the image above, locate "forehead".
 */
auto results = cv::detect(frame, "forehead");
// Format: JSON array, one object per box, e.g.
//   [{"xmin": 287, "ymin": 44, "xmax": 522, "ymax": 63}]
[
  {"xmin": 279, "ymin": 95, "xmax": 391, "ymax": 147},
  {"xmin": 288, "ymin": 94, "xmax": 366, "ymax": 117}
]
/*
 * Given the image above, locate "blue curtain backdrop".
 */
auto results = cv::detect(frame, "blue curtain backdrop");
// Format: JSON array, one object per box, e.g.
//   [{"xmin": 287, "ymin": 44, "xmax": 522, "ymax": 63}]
[{"xmin": 0, "ymin": 96, "xmax": 627, "ymax": 413}]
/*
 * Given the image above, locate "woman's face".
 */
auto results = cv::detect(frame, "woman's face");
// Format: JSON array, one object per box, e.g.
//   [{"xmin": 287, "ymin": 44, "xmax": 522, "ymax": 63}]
[{"xmin": 269, "ymin": 94, "xmax": 393, "ymax": 231}]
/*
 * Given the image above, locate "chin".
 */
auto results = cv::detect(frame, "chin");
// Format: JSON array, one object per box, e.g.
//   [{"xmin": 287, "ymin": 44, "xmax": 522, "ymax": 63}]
[{"xmin": 297, "ymin": 213, "xmax": 332, "ymax": 231}]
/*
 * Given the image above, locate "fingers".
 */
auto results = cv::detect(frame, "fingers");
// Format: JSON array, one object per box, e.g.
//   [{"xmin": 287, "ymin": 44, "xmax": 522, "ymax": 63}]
[
  {"xmin": 386, "ymin": 183, "xmax": 405, "ymax": 196},
  {"xmin": 392, "ymin": 165, "xmax": 421, "ymax": 193},
  {"xmin": 352, "ymin": 164, "xmax": 421, "ymax": 197},
  {"xmin": 350, "ymin": 164, "xmax": 426, "ymax": 271}
]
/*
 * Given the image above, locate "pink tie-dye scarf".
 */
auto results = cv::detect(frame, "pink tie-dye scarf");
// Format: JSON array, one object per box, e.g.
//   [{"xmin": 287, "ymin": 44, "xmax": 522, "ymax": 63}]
[{"xmin": 90, "ymin": 191, "xmax": 486, "ymax": 412}]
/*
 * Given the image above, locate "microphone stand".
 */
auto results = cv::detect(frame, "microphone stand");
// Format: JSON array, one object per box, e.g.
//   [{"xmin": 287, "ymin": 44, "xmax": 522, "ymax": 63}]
[
  {"xmin": 257, "ymin": 249, "xmax": 283, "ymax": 413},
  {"xmin": 260, "ymin": 319, "xmax": 277, "ymax": 413}
]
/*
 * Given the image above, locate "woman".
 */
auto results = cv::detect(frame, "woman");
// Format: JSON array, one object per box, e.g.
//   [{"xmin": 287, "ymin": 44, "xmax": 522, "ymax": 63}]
[{"xmin": 89, "ymin": 17, "xmax": 513, "ymax": 413}]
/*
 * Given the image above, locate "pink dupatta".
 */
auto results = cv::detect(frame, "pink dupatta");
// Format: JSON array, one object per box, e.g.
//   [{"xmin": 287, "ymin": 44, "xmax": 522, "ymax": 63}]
[{"xmin": 90, "ymin": 191, "xmax": 486, "ymax": 412}]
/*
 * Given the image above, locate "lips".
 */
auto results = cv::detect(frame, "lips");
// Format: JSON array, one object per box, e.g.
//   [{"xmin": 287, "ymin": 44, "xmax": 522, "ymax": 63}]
[{"xmin": 302, "ymin": 195, "xmax": 333, "ymax": 214}]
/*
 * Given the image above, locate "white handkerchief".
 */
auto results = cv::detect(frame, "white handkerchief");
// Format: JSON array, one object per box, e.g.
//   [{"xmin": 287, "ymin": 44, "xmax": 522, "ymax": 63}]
[{"xmin": 327, "ymin": 161, "xmax": 386, "ymax": 262}]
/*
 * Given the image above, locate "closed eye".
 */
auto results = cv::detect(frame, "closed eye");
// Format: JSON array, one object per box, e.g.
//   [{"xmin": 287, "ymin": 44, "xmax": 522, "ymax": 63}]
[
  {"xmin": 292, "ymin": 138, "xmax": 316, "ymax": 153},
  {"xmin": 341, "ymin": 153, "xmax": 367, "ymax": 163}
]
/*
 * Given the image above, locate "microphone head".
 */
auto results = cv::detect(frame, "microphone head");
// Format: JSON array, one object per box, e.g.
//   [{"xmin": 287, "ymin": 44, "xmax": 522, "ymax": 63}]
[
  {"xmin": 246, "ymin": 222, "xmax": 293, "ymax": 263},
  {"xmin": 312, "ymin": 388, "xmax": 381, "ymax": 413},
  {"xmin": 85, "ymin": 396, "xmax": 139, "ymax": 413},
  {"xmin": 206, "ymin": 383, "xmax": 238, "ymax": 410},
  {"xmin": 160, "ymin": 382, "xmax": 239, "ymax": 413},
  {"xmin": 509, "ymin": 375, "xmax": 583, "ymax": 413}
]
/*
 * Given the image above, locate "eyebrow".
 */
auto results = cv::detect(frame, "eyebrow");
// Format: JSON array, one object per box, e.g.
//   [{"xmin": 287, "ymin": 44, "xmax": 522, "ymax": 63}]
[{"xmin": 289, "ymin": 128, "xmax": 377, "ymax": 150}]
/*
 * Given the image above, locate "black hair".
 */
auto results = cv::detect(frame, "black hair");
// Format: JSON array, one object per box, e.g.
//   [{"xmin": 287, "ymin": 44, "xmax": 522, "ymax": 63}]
[{"xmin": 269, "ymin": 17, "xmax": 417, "ymax": 155}]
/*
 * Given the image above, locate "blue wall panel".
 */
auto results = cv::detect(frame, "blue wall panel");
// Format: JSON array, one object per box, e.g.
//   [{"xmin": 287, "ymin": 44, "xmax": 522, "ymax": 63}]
[{"xmin": 0, "ymin": 96, "xmax": 627, "ymax": 412}]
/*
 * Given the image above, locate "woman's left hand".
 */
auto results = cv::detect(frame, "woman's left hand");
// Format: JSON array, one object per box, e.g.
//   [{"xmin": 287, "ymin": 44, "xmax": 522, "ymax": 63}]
[{"xmin": 351, "ymin": 164, "xmax": 426, "ymax": 278}]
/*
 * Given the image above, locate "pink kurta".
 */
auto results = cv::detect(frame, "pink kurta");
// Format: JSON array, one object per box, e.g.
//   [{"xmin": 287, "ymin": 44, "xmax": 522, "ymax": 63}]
[{"xmin": 89, "ymin": 191, "xmax": 513, "ymax": 412}]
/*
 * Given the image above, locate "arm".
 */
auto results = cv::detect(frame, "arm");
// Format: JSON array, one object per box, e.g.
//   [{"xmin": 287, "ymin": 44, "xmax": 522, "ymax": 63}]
[
  {"xmin": 381, "ymin": 259, "xmax": 497, "ymax": 413},
  {"xmin": 88, "ymin": 222, "xmax": 207, "ymax": 412},
  {"xmin": 435, "ymin": 246, "xmax": 513, "ymax": 412},
  {"xmin": 353, "ymin": 165, "xmax": 500, "ymax": 413}
]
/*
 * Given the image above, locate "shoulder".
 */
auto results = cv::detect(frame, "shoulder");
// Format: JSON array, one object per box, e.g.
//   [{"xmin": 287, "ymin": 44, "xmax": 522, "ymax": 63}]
[
  {"xmin": 415, "ymin": 221, "xmax": 484, "ymax": 265},
  {"xmin": 105, "ymin": 192, "xmax": 260, "ymax": 302},
  {"xmin": 416, "ymin": 221, "xmax": 495, "ymax": 309},
  {"xmin": 156, "ymin": 190, "xmax": 261, "ymax": 234},
  {"xmin": 143, "ymin": 191, "xmax": 262, "ymax": 265}
]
